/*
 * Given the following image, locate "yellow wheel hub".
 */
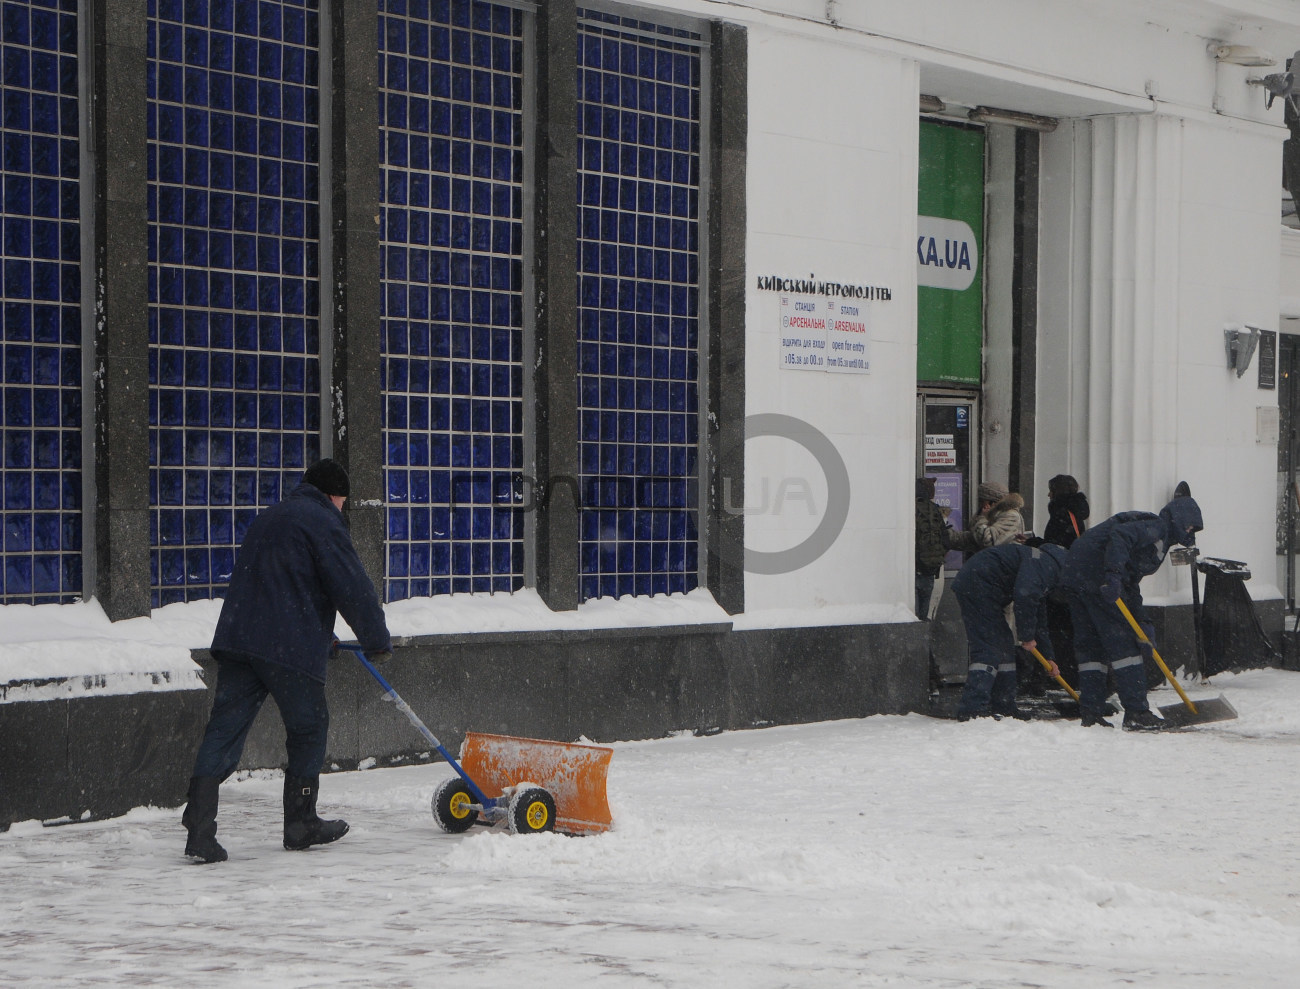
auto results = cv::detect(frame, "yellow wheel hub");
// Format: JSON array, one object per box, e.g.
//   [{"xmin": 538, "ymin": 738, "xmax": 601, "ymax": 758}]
[
  {"xmin": 449, "ymin": 790, "xmax": 472, "ymax": 820},
  {"xmin": 525, "ymin": 800, "xmax": 549, "ymax": 830}
]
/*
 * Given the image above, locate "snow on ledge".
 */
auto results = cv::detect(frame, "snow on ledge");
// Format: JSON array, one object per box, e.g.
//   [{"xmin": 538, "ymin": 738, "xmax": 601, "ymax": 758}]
[
  {"xmin": 1, "ymin": 588, "xmax": 913, "ymax": 696},
  {"xmin": 383, "ymin": 586, "xmax": 732, "ymax": 637},
  {"xmin": 0, "ymin": 666, "xmax": 206, "ymax": 703}
]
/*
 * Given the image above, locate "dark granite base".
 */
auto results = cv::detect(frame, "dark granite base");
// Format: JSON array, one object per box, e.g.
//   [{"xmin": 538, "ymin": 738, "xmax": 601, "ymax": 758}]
[
  {"xmin": 1, "ymin": 620, "xmax": 927, "ymax": 830},
  {"xmin": 0, "ymin": 688, "xmax": 209, "ymax": 830}
]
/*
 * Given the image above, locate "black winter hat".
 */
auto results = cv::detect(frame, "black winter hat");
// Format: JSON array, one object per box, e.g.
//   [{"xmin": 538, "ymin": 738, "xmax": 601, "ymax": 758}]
[{"xmin": 302, "ymin": 458, "xmax": 350, "ymax": 498}]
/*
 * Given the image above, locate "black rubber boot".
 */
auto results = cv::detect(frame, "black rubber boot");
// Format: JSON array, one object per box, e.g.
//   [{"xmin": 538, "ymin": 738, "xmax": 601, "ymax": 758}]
[
  {"xmin": 283, "ymin": 775, "xmax": 349, "ymax": 851},
  {"xmin": 1122, "ymin": 709, "xmax": 1170, "ymax": 732},
  {"xmin": 992, "ymin": 705, "xmax": 1033, "ymax": 721},
  {"xmin": 181, "ymin": 776, "xmax": 228, "ymax": 864}
]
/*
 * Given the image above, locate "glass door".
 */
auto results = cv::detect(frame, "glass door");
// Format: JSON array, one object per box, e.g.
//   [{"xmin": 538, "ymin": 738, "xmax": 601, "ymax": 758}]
[{"xmin": 918, "ymin": 393, "xmax": 978, "ymax": 570}]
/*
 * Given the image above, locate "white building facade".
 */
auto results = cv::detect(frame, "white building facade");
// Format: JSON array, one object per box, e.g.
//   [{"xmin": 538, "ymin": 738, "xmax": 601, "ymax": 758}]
[{"xmin": 4, "ymin": 0, "xmax": 1299, "ymax": 826}]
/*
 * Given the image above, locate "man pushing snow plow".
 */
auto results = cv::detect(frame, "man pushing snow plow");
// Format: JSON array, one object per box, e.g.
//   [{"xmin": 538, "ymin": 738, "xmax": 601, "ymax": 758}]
[{"xmin": 1060, "ymin": 484, "xmax": 1236, "ymax": 730}]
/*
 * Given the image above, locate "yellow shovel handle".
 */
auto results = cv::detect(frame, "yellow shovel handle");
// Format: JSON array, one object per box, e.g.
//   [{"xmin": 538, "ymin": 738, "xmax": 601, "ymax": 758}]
[
  {"xmin": 1114, "ymin": 597, "xmax": 1198, "ymax": 714},
  {"xmin": 1029, "ymin": 646, "xmax": 1080, "ymax": 702}
]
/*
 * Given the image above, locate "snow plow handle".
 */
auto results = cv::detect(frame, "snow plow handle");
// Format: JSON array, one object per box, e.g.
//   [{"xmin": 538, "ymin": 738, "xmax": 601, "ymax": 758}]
[
  {"xmin": 337, "ymin": 643, "xmax": 492, "ymax": 806},
  {"xmin": 1113, "ymin": 599, "xmax": 1199, "ymax": 714},
  {"xmin": 1028, "ymin": 646, "xmax": 1080, "ymax": 702}
]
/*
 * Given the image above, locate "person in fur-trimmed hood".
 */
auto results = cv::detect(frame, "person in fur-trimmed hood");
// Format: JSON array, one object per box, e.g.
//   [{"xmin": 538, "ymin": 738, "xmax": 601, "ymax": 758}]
[{"xmin": 951, "ymin": 481, "xmax": 1026, "ymax": 553}]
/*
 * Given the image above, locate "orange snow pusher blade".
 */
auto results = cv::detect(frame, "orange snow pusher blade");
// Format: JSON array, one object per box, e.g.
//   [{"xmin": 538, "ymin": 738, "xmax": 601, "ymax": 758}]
[{"xmin": 459, "ymin": 732, "xmax": 614, "ymax": 835}]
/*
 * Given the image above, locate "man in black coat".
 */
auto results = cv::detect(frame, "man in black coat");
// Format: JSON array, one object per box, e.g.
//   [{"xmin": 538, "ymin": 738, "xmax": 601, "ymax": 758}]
[
  {"xmin": 953, "ymin": 542, "xmax": 1065, "ymax": 721},
  {"xmin": 182, "ymin": 459, "xmax": 392, "ymax": 863},
  {"xmin": 915, "ymin": 476, "xmax": 950, "ymax": 620},
  {"xmin": 1060, "ymin": 495, "xmax": 1203, "ymax": 731}
]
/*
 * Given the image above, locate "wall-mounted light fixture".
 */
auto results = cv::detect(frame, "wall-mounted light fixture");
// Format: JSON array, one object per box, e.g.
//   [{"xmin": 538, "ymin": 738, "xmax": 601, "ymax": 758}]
[
  {"xmin": 1225, "ymin": 324, "xmax": 1263, "ymax": 377},
  {"xmin": 920, "ymin": 94, "xmax": 946, "ymax": 114},
  {"xmin": 1210, "ymin": 44, "xmax": 1277, "ymax": 66},
  {"xmin": 967, "ymin": 105, "xmax": 1059, "ymax": 132}
]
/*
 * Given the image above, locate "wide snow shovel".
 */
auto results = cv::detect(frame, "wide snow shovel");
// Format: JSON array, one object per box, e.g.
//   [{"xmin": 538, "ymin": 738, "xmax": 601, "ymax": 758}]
[
  {"xmin": 342, "ymin": 645, "xmax": 613, "ymax": 835},
  {"xmin": 1114, "ymin": 599, "xmax": 1238, "ymax": 726}
]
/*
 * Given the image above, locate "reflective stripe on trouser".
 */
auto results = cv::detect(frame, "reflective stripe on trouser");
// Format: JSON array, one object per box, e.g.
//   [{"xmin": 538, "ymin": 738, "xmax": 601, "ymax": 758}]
[
  {"xmin": 1068, "ymin": 587, "xmax": 1153, "ymax": 718},
  {"xmin": 958, "ymin": 662, "xmax": 1020, "ymax": 716}
]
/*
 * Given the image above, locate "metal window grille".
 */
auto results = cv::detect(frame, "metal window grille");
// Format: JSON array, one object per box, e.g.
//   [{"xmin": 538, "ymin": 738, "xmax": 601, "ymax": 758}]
[
  {"xmin": 378, "ymin": 0, "xmax": 525, "ymax": 599},
  {"xmin": 0, "ymin": 0, "xmax": 82, "ymax": 604},
  {"xmin": 576, "ymin": 8, "xmax": 702, "ymax": 600},
  {"xmin": 146, "ymin": 0, "xmax": 323, "ymax": 605}
]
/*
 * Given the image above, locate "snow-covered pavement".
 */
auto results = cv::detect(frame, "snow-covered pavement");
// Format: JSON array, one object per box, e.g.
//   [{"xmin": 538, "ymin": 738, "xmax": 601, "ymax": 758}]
[{"xmin": 3, "ymin": 668, "xmax": 1299, "ymax": 988}]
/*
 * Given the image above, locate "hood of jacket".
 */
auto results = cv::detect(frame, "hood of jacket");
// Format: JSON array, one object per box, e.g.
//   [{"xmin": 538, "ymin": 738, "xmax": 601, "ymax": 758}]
[
  {"xmin": 989, "ymin": 492, "xmax": 1024, "ymax": 516},
  {"xmin": 1160, "ymin": 496, "xmax": 1203, "ymax": 547}
]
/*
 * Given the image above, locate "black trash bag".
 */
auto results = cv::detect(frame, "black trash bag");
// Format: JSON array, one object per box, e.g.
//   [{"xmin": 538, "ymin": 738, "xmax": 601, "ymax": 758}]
[{"xmin": 1198, "ymin": 558, "xmax": 1280, "ymax": 676}]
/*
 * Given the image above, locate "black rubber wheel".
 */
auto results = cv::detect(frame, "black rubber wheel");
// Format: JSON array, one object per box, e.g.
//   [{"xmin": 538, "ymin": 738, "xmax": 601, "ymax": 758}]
[
  {"xmin": 507, "ymin": 786, "xmax": 556, "ymax": 834},
  {"xmin": 432, "ymin": 777, "xmax": 479, "ymax": 833}
]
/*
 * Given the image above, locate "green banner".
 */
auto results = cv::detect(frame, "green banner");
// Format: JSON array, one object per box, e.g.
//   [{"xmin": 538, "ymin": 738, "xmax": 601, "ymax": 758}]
[{"xmin": 917, "ymin": 121, "xmax": 984, "ymax": 385}]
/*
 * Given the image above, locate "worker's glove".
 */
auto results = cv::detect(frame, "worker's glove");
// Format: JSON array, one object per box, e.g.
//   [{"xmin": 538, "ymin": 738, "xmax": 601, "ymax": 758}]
[
  {"xmin": 1137, "ymin": 640, "xmax": 1154, "ymax": 664},
  {"xmin": 368, "ymin": 650, "xmax": 393, "ymax": 666},
  {"xmin": 1099, "ymin": 574, "xmax": 1123, "ymax": 602},
  {"xmin": 1138, "ymin": 622, "xmax": 1156, "ymax": 645}
]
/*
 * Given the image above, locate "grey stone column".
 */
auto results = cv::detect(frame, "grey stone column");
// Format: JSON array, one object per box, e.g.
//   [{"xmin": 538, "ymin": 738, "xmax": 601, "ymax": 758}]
[
  {"xmin": 531, "ymin": 1, "xmax": 580, "ymax": 611},
  {"xmin": 89, "ymin": 0, "xmax": 151, "ymax": 620},
  {"xmin": 707, "ymin": 21, "xmax": 747, "ymax": 616},
  {"xmin": 1010, "ymin": 128, "xmax": 1039, "ymax": 518},
  {"xmin": 328, "ymin": 0, "xmax": 385, "ymax": 589}
]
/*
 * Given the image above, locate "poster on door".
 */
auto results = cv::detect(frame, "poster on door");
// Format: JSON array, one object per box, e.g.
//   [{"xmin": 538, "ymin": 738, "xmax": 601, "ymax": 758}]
[
  {"xmin": 929, "ymin": 472, "xmax": 965, "ymax": 570},
  {"xmin": 924, "ymin": 433, "xmax": 955, "ymax": 467}
]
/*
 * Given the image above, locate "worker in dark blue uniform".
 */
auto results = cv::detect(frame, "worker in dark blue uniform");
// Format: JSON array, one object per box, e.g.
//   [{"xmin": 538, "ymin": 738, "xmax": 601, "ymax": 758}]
[
  {"xmin": 954, "ymin": 541, "xmax": 1066, "ymax": 721},
  {"xmin": 1060, "ymin": 495, "xmax": 1203, "ymax": 730},
  {"xmin": 181, "ymin": 458, "xmax": 392, "ymax": 863}
]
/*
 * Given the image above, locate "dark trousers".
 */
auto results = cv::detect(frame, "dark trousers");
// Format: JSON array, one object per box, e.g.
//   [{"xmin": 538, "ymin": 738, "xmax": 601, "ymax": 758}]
[
  {"xmin": 1044, "ymin": 596, "xmax": 1078, "ymax": 687},
  {"xmin": 1065, "ymin": 590, "xmax": 1150, "ymax": 719},
  {"xmin": 191, "ymin": 650, "xmax": 330, "ymax": 781},
  {"xmin": 954, "ymin": 583, "xmax": 1018, "ymax": 717},
  {"xmin": 915, "ymin": 570, "xmax": 939, "ymax": 620}
]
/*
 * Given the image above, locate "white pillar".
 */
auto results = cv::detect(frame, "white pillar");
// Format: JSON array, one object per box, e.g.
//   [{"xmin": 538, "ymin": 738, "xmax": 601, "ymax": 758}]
[{"xmin": 1039, "ymin": 113, "xmax": 1184, "ymax": 520}]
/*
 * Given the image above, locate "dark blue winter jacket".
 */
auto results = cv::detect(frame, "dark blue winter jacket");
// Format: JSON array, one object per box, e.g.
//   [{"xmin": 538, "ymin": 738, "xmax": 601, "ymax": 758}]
[
  {"xmin": 211, "ymin": 483, "xmax": 392, "ymax": 681},
  {"xmin": 1061, "ymin": 497, "xmax": 1204, "ymax": 608},
  {"xmin": 952, "ymin": 542, "xmax": 1065, "ymax": 648}
]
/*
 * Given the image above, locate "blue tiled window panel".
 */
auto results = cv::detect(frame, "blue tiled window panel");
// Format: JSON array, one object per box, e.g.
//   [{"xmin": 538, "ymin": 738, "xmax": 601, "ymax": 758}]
[
  {"xmin": 0, "ymin": 0, "xmax": 82, "ymax": 603},
  {"xmin": 576, "ymin": 11, "xmax": 701, "ymax": 601},
  {"xmin": 147, "ymin": 0, "xmax": 322, "ymax": 605},
  {"xmin": 379, "ymin": 0, "xmax": 525, "ymax": 600}
]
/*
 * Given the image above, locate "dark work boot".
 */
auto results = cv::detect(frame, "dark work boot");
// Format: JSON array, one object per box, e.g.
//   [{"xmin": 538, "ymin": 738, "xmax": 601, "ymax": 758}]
[
  {"xmin": 181, "ymin": 776, "xmax": 228, "ymax": 864},
  {"xmin": 1122, "ymin": 709, "xmax": 1170, "ymax": 732},
  {"xmin": 992, "ymin": 705, "xmax": 1033, "ymax": 721},
  {"xmin": 283, "ymin": 775, "xmax": 349, "ymax": 851},
  {"xmin": 1080, "ymin": 712, "xmax": 1115, "ymax": 728}
]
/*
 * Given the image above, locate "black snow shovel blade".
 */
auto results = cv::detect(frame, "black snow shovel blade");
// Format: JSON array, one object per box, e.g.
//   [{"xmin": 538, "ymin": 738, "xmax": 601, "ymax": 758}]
[
  {"xmin": 1115, "ymin": 598, "xmax": 1239, "ymax": 726},
  {"xmin": 1157, "ymin": 693, "xmax": 1238, "ymax": 728}
]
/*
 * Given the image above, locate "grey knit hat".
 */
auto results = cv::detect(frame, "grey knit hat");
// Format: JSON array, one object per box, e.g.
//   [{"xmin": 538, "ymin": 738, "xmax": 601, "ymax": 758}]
[{"xmin": 977, "ymin": 480, "xmax": 1008, "ymax": 504}]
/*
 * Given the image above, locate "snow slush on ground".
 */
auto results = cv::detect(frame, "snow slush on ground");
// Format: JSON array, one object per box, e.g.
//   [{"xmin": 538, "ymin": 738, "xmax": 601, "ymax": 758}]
[{"xmin": 3, "ymin": 668, "xmax": 1299, "ymax": 987}]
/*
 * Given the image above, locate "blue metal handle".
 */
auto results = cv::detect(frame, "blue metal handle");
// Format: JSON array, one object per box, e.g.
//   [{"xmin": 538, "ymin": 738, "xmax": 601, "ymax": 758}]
[{"xmin": 339, "ymin": 643, "xmax": 492, "ymax": 806}]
